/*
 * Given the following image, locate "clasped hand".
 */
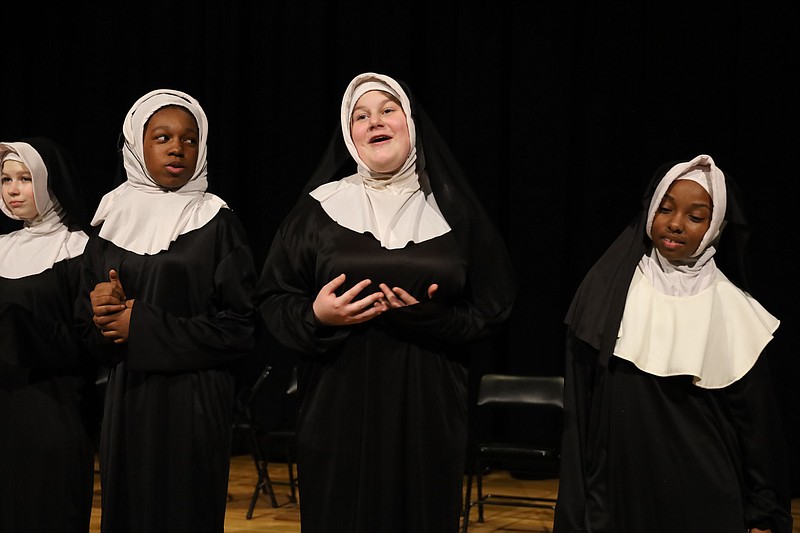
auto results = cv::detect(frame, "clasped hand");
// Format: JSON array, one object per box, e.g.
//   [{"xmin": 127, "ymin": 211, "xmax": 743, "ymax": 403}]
[
  {"xmin": 91, "ymin": 269, "xmax": 134, "ymax": 344},
  {"xmin": 312, "ymin": 273, "xmax": 438, "ymax": 327}
]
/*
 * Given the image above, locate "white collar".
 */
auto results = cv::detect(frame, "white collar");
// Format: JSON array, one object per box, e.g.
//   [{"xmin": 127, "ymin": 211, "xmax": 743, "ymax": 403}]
[{"xmin": 90, "ymin": 89, "xmax": 226, "ymax": 255}]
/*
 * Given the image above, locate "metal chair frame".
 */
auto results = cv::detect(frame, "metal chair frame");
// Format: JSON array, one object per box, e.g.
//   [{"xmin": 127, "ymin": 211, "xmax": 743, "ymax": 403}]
[
  {"xmin": 461, "ymin": 373, "xmax": 564, "ymax": 532},
  {"xmin": 232, "ymin": 364, "xmax": 299, "ymax": 519}
]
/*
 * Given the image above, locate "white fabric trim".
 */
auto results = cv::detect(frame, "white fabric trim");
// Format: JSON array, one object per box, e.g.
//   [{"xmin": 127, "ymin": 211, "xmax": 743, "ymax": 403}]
[
  {"xmin": 311, "ymin": 73, "xmax": 450, "ymax": 250},
  {"xmin": 90, "ymin": 89, "xmax": 227, "ymax": 255},
  {"xmin": 645, "ymin": 154, "xmax": 726, "ymax": 259},
  {"xmin": 0, "ymin": 142, "xmax": 88, "ymax": 278},
  {"xmin": 614, "ymin": 267, "xmax": 779, "ymax": 389},
  {"xmin": 310, "ymin": 174, "xmax": 451, "ymax": 249}
]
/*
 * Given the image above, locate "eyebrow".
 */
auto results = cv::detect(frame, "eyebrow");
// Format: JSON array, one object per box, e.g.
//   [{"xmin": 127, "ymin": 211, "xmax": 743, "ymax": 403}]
[
  {"xmin": 352, "ymin": 97, "xmax": 396, "ymax": 114},
  {"xmin": 662, "ymin": 193, "xmax": 712, "ymax": 210},
  {"xmin": 149, "ymin": 124, "xmax": 199, "ymax": 134}
]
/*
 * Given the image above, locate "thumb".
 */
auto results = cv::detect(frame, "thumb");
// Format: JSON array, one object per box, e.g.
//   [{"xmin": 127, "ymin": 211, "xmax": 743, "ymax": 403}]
[
  {"xmin": 427, "ymin": 283, "xmax": 439, "ymax": 299},
  {"xmin": 108, "ymin": 269, "xmax": 127, "ymax": 299}
]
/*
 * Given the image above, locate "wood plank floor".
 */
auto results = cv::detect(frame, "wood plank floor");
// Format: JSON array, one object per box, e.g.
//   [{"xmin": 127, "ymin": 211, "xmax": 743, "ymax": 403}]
[{"xmin": 89, "ymin": 454, "xmax": 800, "ymax": 532}]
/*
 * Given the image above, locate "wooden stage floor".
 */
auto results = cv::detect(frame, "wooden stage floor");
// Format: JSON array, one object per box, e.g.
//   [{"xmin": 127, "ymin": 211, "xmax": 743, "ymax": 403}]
[{"xmin": 89, "ymin": 454, "xmax": 800, "ymax": 532}]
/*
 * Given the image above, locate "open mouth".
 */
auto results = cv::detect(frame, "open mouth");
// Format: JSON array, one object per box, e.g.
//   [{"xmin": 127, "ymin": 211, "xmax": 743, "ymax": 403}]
[
  {"xmin": 369, "ymin": 135, "xmax": 391, "ymax": 144},
  {"xmin": 661, "ymin": 236, "xmax": 684, "ymax": 249}
]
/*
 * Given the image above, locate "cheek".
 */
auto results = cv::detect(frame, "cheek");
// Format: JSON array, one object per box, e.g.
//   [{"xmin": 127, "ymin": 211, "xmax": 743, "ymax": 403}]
[
  {"xmin": 350, "ymin": 125, "xmax": 367, "ymax": 145},
  {"xmin": 650, "ymin": 216, "xmax": 664, "ymax": 233},
  {"xmin": 185, "ymin": 151, "xmax": 200, "ymax": 174},
  {"xmin": 693, "ymin": 224, "xmax": 711, "ymax": 242}
]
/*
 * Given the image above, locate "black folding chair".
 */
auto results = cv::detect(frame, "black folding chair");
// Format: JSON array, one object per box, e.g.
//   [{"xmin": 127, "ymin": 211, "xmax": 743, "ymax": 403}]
[
  {"xmin": 461, "ymin": 373, "xmax": 564, "ymax": 532},
  {"xmin": 232, "ymin": 363, "xmax": 299, "ymax": 518}
]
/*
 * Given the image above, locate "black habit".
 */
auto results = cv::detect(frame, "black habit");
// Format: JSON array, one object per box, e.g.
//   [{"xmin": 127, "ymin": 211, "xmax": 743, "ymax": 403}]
[
  {"xmin": 553, "ymin": 161, "xmax": 793, "ymax": 533},
  {"xmin": 256, "ymin": 76, "xmax": 517, "ymax": 532},
  {"xmin": 76, "ymin": 210, "xmax": 256, "ymax": 533}
]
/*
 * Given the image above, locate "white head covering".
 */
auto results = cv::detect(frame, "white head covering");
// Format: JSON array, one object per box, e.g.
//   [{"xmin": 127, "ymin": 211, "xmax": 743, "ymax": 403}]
[
  {"xmin": 615, "ymin": 154, "xmax": 778, "ymax": 388},
  {"xmin": 0, "ymin": 141, "xmax": 88, "ymax": 278},
  {"xmin": 91, "ymin": 89, "xmax": 227, "ymax": 255},
  {"xmin": 639, "ymin": 154, "xmax": 726, "ymax": 296},
  {"xmin": 309, "ymin": 72, "xmax": 450, "ymax": 249}
]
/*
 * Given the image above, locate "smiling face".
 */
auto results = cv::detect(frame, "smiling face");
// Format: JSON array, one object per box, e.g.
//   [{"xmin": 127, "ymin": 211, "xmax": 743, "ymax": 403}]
[
  {"xmin": 650, "ymin": 179, "xmax": 713, "ymax": 261},
  {"xmin": 143, "ymin": 105, "xmax": 199, "ymax": 190},
  {"xmin": 350, "ymin": 90, "xmax": 411, "ymax": 174},
  {"xmin": 1, "ymin": 159, "xmax": 39, "ymax": 220}
]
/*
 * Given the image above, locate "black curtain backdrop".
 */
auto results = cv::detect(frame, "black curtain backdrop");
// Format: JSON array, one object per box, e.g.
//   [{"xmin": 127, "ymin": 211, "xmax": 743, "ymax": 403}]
[{"xmin": 3, "ymin": 2, "xmax": 798, "ymax": 493}]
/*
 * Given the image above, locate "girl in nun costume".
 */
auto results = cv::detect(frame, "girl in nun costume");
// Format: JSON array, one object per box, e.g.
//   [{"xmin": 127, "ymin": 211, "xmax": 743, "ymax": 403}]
[
  {"xmin": 255, "ymin": 72, "xmax": 517, "ymax": 532},
  {"xmin": 75, "ymin": 89, "xmax": 257, "ymax": 533},
  {"xmin": 0, "ymin": 138, "xmax": 99, "ymax": 532},
  {"xmin": 553, "ymin": 155, "xmax": 792, "ymax": 533}
]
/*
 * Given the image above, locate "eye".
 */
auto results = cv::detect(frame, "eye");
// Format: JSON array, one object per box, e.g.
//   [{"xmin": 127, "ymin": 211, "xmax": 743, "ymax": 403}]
[
  {"xmin": 689, "ymin": 214, "xmax": 707, "ymax": 223},
  {"xmin": 155, "ymin": 134, "xmax": 169, "ymax": 142},
  {"xmin": 657, "ymin": 206, "xmax": 672, "ymax": 214},
  {"xmin": 353, "ymin": 112, "xmax": 368, "ymax": 122},
  {"xmin": 184, "ymin": 137, "xmax": 198, "ymax": 145}
]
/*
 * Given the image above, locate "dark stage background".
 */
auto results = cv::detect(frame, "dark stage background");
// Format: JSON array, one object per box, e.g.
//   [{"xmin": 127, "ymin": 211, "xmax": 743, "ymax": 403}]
[{"xmin": 3, "ymin": 3, "xmax": 798, "ymax": 493}]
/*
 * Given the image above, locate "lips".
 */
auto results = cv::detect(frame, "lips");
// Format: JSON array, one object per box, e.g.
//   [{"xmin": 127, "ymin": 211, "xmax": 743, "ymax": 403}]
[
  {"xmin": 369, "ymin": 135, "xmax": 392, "ymax": 144},
  {"xmin": 165, "ymin": 163, "xmax": 185, "ymax": 175},
  {"xmin": 660, "ymin": 236, "xmax": 684, "ymax": 249}
]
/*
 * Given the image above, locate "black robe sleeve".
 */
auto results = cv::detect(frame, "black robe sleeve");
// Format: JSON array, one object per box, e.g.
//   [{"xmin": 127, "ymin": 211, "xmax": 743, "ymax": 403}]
[
  {"xmin": 728, "ymin": 353, "xmax": 793, "ymax": 533},
  {"xmin": 0, "ymin": 258, "xmax": 90, "ymax": 369},
  {"xmin": 255, "ymin": 204, "xmax": 350, "ymax": 355},
  {"xmin": 124, "ymin": 242, "xmax": 256, "ymax": 372},
  {"xmin": 76, "ymin": 211, "xmax": 257, "ymax": 373}
]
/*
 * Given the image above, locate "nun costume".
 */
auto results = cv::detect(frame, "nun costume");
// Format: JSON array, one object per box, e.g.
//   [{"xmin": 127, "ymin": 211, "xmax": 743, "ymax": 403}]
[
  {"xmin": 0, "ymin": 138, "xmax": 98, "ymax": 532},
  {"xmin": 75, "ymin": 90, "xmax": 257, "ymax": 533},
  {"xmin": 255, "ymin": 72, "xmax": 517, "ymax": 532},
  {"xmin": 553, "ymin": 155, "xmax": 793, "ymax": 533}
]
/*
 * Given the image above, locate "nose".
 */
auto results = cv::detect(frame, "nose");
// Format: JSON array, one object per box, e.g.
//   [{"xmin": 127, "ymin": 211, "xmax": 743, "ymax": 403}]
[
  {"xmin": 167, "ymin": 139, "xmax": 185, "ymax": 156},
  {"xmin": 368, "ymin": 113, "xmax": 383, "ymax": 127},
  {"xmin": 666, "ymin": 216, "xmax": 683, "ymax": 233}
]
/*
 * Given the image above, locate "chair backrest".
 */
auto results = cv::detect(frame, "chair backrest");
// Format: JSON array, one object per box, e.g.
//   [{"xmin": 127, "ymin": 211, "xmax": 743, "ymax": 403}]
[
  {"xmin": 477, "ymin": 374, "xmax": 564, "ymax": 410},
  {"xmin": 474, "ymin": 374, "xmax": 565, "ymax": 455},
  {"xmin": 233, "ymin": 364, "xmax": 273, "ymax": 428}
]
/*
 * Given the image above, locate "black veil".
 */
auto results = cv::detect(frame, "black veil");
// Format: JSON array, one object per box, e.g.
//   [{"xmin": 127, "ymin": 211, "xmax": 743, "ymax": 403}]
[
  {"xmin": 24, "ymin": 136, "xmax": 90, "ymax": 232},
  {"xmin": 298, "ymin": 76, "xmax": 516, "ymax": 325}
]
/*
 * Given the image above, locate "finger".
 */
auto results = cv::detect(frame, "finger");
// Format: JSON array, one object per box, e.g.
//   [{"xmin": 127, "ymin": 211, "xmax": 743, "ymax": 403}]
[
  {"xmin": 391, "ymin": 287, "xmax": 418, "ymax": 306},
  {"xmin": 321, "ymin": 273, "xmax": 346, "ymax": 294},
  {"xmin": 377, "ymin": 283, "xmax": 395, "ymax": 299},
  {"xmin": 100, "ymin": 328, "xmax": 121, "ymax": 338},
  {"xmin": 94, "ymin": 304, "xmax": 127, "ymax": 317},
  {"xmin": 91, "ymin": 292, "xmax": 123, "ymax": 304},
  {"xmin": 427, "ymin": 283, "xmax": 439, "ymax": 299},
  {"xmin": 359, "ymin": 291, "xmax": 386, "ymax": 310},
  {"xmin": 339, "ymin": 278, "xmax": 373, "ymax": 303},
  {"xmin": 94, "ymin": 314, "xmax": 121, "ymax": 327},
  {"xmin": 351, "ymin": 304, "xmax": 385, "ymax": 322},
  {"xmin": 108, "ymin": 269, "xmax": 127, "ymax": 299},
  {"xmin": 92, "ymin": 284, "xmax": 125, "ymax": 303}
]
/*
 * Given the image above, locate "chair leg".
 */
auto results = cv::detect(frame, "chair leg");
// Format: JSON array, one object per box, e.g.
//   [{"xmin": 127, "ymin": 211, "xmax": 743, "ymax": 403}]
[
  {"xmin": 246, "ymin": 456, "xmax": 279, "ymax": 518},
  {"xmin": 476, "ymin": 464, "xmax": 485, "ymax": 523},
  {"xmin": 246, "ymin": 430, "xmax": 278, "ymax": 519},
  {"xmin": 286, "ymin": 449, "xmax": 298, "ymax": 504},
  {"xmin": 462, "ymin": 468, "xmax": 474, "ymax": 533}
]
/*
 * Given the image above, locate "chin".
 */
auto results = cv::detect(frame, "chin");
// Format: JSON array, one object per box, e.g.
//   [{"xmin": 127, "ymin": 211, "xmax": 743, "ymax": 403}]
[
  {"xmin": 156, "ymin": 178, "xmax": 190, "ymax": 190},
  {"xmin": 370, "ymin": 163, "xmax": 404, "ymax": 174}
]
